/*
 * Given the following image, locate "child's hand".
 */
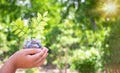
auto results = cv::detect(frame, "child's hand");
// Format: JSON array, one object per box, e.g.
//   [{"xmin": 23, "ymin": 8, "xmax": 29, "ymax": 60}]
[{"xmin": 9, "ymin": 47, "xmax": 48, "ymax": 69}]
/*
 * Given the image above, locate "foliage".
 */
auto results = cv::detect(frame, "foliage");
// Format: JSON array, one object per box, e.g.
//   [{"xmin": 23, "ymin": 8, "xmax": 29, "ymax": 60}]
[
  {"xmin": 69, "ymin": 49, "xmax": 101, "ymax": 73},
  {"xmin": 0, "ymin": 0, "xmax": 120, "ymax": 73},
  {"xmin": 11, "ymin": 12, "xmax": 49, "ymax": 39},
  {"xmin": 49, "ymin": 19, "xmax": 79, "ymax": 69},
  {"xmin": 25, "ymin": 68, "xmax": 39, "ymax": 73},
  {"xmin": 106, "ymin": 18, "xmax": 120, "ymax": 64},
  {"xmin": 68, "ymin": 27, "xmax": 110, "ymax": 73}
]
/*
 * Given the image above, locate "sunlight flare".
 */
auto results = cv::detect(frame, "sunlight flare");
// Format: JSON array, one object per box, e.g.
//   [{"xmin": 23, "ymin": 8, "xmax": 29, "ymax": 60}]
[
  {"xmin": 101, "ymin": 0, "xmax": 119, "ymax": 16},
  {"xmin": 103, "ymin": 3, "xmax": 117, "ymax": 14}
]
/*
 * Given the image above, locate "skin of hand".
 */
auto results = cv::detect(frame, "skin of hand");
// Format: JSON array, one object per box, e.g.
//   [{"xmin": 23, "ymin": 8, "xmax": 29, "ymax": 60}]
[{"xmin": 0, "ymin": 47, "xmax": 48, "ymax": 73}]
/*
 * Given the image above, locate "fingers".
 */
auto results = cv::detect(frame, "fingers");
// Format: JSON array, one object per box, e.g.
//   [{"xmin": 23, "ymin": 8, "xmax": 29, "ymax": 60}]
[
  {"xmin": 31, "ymin": 48, "xmax": 48, "ymax": 61},
  {"xmin": 22, "ymin": 49, "xmax": 41, "ymax": 55},
  {"xmin": 34, "ymin": 48, "xmax": 48, "ymax": 67},
  {"xmin": 35, "ymin": 52, "xmax": 48, "ymax": 65},
  {"xmin": 27, "ymin": 47, "xmax": 48, "ymax": 67},
  {"xmin": 37, "ymin": 51, "xmax": 48, "ymax": 63},
  {"xmin": 35, "ymin": 52, "xmax": 48, "ymax": 67},
  {"xmin": 36, "ymin": 58, "xmax": 46, "ymax": 67}
]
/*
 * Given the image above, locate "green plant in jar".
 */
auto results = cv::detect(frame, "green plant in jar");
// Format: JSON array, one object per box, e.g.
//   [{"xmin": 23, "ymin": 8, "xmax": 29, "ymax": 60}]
[{"xmin": 11, "ymin": 12, "xmax": 49, "ymax": 49}]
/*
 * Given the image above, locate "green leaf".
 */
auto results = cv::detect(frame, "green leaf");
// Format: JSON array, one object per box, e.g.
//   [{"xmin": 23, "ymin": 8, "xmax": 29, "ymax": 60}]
[
  {"xmin": 43, "ymin": 17, "xmax": 49, "ymax": 21},
  {"xmin": 43, "ymin": 11, "xmax": 48, "ymax": 17},
  {"xmin": 12, "ymin": 26, "xmax": 17, "ymax": 31},
  {"xmin": 37, "ymin": 13, "xmax": 42, "ymax": 21},
  {"xmin": 14, "ymin": 29, "xmax": 21, "ymax": 35},
  {"xmin": 18, "ymin": 32, "xmax": 24, "ymax": 37}
]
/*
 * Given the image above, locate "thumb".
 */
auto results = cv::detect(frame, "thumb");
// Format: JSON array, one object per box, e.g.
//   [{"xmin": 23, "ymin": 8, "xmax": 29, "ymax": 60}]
[{"xmin": 23, "ymin": 49, "xmax": 41, "ymax": 55}]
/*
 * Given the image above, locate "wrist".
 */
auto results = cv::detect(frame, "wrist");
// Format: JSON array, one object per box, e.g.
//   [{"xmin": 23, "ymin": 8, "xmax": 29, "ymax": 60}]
[
  {"xmin": 8, "ymin": 56, "xmax": 17, "ymax": 70},
  {"xmin": 6, "ymin": 56, "xmax": 17, "ymax": 72},
  {"xmin": 10, "ymin": 60, "xmax": 17, "ymax": 69},
  {"xmin": 0, "ymin": 58, "xmax": 17, "ymax": 73}
]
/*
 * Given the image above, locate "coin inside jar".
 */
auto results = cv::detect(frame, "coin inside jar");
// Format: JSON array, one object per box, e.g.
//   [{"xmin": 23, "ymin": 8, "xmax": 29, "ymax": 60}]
[{"xmin": 23, "ymin": 39, "xmax": 42, "ymax": 49}]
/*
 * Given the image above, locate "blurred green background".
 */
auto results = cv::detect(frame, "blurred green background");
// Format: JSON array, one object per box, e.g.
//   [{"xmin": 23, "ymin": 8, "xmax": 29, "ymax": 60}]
[{"xmin": 0, "ymin": 0, "xmax": 120, "ymax": 73}]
